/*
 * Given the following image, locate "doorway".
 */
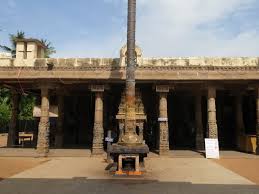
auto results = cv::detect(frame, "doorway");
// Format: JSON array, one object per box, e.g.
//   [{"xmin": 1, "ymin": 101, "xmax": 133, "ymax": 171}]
[
  {"xmin": 63, "ymin": 94, "xmax": 94, "ymax": 148},
  {"xmin": 168, "ymin": 91, "xmax": 196, "ymax": 149}
]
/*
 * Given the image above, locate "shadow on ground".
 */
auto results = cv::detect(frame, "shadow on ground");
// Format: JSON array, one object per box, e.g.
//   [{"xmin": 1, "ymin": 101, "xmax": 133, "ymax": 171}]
[{"xmin": 0, "ymin": 178, "xmax": 259, "ymax": 194}]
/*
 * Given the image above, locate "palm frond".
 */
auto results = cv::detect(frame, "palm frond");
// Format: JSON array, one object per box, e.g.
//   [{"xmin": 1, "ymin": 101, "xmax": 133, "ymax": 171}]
[{"xmin": 0, "ymin": 45, "xmax": 12, "ymax": 52}]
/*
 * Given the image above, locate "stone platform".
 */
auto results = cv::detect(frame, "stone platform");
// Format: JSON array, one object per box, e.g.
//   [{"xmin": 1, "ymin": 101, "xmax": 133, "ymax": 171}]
[{"xmin": 109, "ymin": 144, "xmax": 149, "ymax": 155}]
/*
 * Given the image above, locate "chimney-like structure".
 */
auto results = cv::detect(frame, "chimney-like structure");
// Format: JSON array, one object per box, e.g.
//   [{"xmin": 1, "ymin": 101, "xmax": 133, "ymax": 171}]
[
  {"xmin": 15, "ymin": 39, "xmax": 46, "ymax": 60},
  {"xmin": 119, "ymin": 0, "xmax": 141, "ymax": 145}
]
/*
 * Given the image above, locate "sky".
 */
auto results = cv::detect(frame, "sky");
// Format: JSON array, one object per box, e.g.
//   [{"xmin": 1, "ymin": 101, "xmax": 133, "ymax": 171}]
[{"xmin": 1, "ymin": 0, "xmax": 259, "ymax": 58}]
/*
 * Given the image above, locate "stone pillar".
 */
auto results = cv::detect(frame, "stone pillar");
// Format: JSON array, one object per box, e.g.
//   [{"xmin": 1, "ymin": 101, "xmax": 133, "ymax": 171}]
[
  {"xmin": 138, "ymin": 122, "xmax": 144, "ymax": 142},
  {"xmin": 7, "ymin": 90, "xmax": 19, "ymax": 147},
  {"xmin": 195, "ymin": 92, "xmax": 204, "ymax": 150},
  {"xmin": 256, "ymin": 88, "xmax": 259, "ymax": 155},
  {"xmin": 207, "ymin": 87, "xmax": 218, "ymax": 139},
  {"xmin": 36, "ymin": 86, "xmax": 50, "ymax": 155},
  {"xmin": 156, "ymin": 85, "xmax": 170, "ymax": 155},
  {"xmin": 91, "ymin": 85, "xmax": 104, "ymax": 155},
  {"xmin": 55, "ymin": 92, "xmax": 64, "ymax": 148},
  {"xmin": 235, "ymin": 94, "xmax": 245, "ymax": 149}
]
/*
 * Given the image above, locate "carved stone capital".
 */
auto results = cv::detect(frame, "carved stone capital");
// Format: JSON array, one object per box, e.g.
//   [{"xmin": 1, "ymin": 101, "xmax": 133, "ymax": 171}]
[
  {"xmin": 90, "ymin": 85, "xmax": 105, "ymax": 92},
  {"xmin": 156, "ymin": 85, "xmax": 170, "ymax": 93}
]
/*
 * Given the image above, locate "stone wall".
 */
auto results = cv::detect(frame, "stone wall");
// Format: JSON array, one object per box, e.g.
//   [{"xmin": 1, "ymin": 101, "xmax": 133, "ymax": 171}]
[
  {"xmin": 142, "ymin": 57, "xmax": 259, "ymax": 67},
  {"xmin": 1, "ymin": 57, "xmax": 259, "ymax": 68}
]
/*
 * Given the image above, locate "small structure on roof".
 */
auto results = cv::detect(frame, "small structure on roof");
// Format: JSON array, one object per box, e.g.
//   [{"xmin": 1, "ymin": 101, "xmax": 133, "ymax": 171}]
[{"xmin": 15, "ymin": 38, "xmax": 47, "ymax": 60}]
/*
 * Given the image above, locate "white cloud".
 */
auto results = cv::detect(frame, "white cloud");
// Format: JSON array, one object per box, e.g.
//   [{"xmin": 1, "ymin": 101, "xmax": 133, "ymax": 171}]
[
  {"xmin": 56, "ymin": 0, "xmax": 259, "ymax": 57},
  {"xmin": 136, "ymin": 0, "xmax": 259, "ymax": 57}
]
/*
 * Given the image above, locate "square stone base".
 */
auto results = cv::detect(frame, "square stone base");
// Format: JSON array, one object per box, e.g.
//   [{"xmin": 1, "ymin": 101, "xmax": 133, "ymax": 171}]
[{"xmin": 109, "ymin": 144, "xmax": 149, "ymax": 176}]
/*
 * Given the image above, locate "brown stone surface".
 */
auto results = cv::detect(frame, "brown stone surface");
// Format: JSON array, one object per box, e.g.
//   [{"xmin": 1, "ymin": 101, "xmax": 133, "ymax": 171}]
[
  {"xmin": 214, "ymin": 159, "xmax": 259, "ymax": 185},
  {"xmin": 0, "ymin": 133, "xmax": 7, "ymax": 147},
  {"xmin": 0, "ymin": 157, "xmax": 47, "ymax": 180}
]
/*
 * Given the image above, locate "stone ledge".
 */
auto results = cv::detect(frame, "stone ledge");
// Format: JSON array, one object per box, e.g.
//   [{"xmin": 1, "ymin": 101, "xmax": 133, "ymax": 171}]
[{"xmin": 110, "ymin": 144, "xmax": 149, "ymax": 154}]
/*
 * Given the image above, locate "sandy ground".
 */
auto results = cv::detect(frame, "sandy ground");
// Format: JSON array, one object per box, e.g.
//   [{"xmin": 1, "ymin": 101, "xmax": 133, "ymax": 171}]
[
  {"xmin": 214, "ymin": 159, "xmax": 259, "ymax": 185},
  {"xmin": 0, "ymin": 158, "xmax": 47, "ymax": 180}
]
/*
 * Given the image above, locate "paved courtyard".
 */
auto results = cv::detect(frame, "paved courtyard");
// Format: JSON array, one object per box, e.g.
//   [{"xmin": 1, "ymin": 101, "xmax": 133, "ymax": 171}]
[{"xmin": 1, "ymin": 157, "xmax": 259, "ymax": 194}]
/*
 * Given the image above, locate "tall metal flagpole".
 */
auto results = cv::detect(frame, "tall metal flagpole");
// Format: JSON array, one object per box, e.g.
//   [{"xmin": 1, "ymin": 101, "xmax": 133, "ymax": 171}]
[{"xmin": 119, "ymin": 0, "xmax": 141, "ymax": 145}]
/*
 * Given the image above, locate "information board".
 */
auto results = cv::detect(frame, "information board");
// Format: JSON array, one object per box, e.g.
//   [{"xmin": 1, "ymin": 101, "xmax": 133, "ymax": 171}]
[
  {"xmin": 105, "ymin": 137, "xmax": 114, "ymax": 143},
  {"xmin": 205, "ymin": 138, "xmax": 220, "ymax": 159}
]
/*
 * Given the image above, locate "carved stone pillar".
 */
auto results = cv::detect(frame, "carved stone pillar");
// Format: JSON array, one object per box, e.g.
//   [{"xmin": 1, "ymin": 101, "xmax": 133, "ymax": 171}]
[
  {"xmin": 37, "ymin": 86, "xmax": 50, "ymax": 155},
  {"xmin": 91, "ymin": 85, "xmax": 104, "ymax": 155},
  {"xmin": 235, "ymin": 94, "xmax": 245, "ymax": 148},
  {"xmin": 256, "ymin": 88, "xmax": 259, "ymax": 155},
  {"xmin": 55, "ymin": 92, "xmax": 64, "ymax": 148},
  {"xmin": 7, "ymin": 90, "xmax": 19, "ymax": 147},
  {"xmin": 207, "ymin": 87, "xmax": 218, "ymax": 139},
  {"xmin": 195, "ymin": 92, "xmax": 204, "ymax": 150},
  {"xmin": 156, "ymin": 85, "xmax": 170, "ymax": 155}
]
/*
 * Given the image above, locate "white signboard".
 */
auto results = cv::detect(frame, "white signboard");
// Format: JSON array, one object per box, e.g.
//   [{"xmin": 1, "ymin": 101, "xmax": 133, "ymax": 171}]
[
  {"xmin": 33, "ymin": 106, "xmax": 58, "ymax": 118},
  {"xmin": 158, "ymin": 118, "xmax": 168, "ymax": 122},
  {"xmin": 105, "ymin": 137, "xmax": 114, "ymax": 142},
  {"xmin": 205, "ymin": 138, "xmax": 220, "ymax": 159}
]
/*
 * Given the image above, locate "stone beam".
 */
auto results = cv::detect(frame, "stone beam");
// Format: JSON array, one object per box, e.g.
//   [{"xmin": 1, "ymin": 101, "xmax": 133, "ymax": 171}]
[{"xmin": 0, "ymin": 66, "xmax": 258, "ymax": 81}]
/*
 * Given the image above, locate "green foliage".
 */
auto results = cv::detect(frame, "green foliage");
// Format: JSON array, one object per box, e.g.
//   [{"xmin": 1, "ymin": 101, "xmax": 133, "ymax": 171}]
[
  {"xmin": 40, "ymin": 39, "xmax": 56, "ymax": 58},
  {"xmin": 0, "ymin": 88, "xmax": 11, "ymax": 129},
  {"xmin": 0, "ymin": 88, "xmax": 36, "ymax": 130},
  {"xmin": 19, "ymin": 94, "xmax": 35, "ymax": 121},
  {"xmin": 0, "ymin": 30, "xmax": 25, "ymax": 58}
]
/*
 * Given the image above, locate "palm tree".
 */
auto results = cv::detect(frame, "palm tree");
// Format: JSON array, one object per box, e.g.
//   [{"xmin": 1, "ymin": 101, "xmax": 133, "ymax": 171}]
[
  {"xmin": 40, "ymin": 39, "xmax": 56, "ymax": 58},
  {"xmin": 0, "ymin": 31, "xmax": 25, "ymax": 58}
]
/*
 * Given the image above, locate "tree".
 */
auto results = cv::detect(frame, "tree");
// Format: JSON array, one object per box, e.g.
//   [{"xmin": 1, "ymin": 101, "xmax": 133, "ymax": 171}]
[
  {"xmin": 0, "ymin": 88, "xmax": 11, "ymax": 131},
  {"xmin": 40, "ymin": 39, "xmax": 56, "ymax": 58},
  {"xmin": 19, "ymin": 94, "xmax": 35, "ymax": 121},
  {"xmin": 0, "ymin": 31, "xmax": 25, "ymax": 58}
]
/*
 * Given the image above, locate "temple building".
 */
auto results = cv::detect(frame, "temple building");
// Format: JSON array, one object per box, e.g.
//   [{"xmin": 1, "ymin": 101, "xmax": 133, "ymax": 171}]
[{"xmin": 0, "ymin": 38, "xmax": 259, "ymax": 156}]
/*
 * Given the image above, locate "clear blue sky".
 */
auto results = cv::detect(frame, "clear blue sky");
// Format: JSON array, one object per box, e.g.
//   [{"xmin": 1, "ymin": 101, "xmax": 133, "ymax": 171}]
[{"xmin": 1, "ymin": 0, "xmax": 259, "ymax": 57}]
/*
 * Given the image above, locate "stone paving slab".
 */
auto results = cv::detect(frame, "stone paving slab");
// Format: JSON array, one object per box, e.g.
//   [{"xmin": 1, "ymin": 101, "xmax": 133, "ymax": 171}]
[
  {"xmin": 145, "ymin": 158, "xmax": 254, "ymax": 185},
  {"xmin": 10, "ymin": 157, "xmax": 254, "ymax": 185}
]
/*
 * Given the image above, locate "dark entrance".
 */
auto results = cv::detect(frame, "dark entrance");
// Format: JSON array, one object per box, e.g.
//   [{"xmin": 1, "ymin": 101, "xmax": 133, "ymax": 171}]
[
  {"xmin": 63, "ymin": 94, "xmax": 94, "ymax": 148},
  {"xmin": 217, "ymin": 91, "xmax": 236, "ymax": 150},
  {"xmin": 168, "ymin": 91, "xmax": 196, "ymax": 149},
  {"xmin": 243, "ymin": 91, "xmax": 256, "ymax": 136},
  {"xmin": 140, "ymin": 85, "xmax": 158, "ymax": 151}
]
